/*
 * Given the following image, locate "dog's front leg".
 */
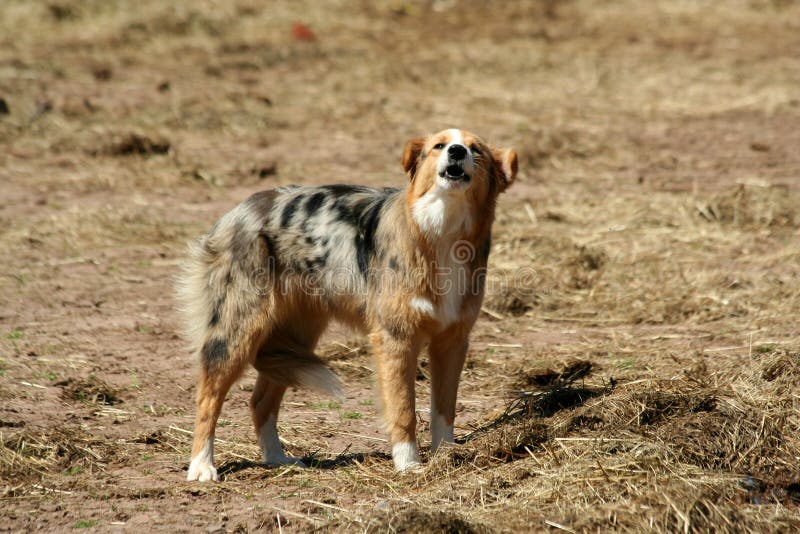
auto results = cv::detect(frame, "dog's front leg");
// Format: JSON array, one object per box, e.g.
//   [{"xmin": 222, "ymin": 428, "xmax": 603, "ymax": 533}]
[
  {"xmin": 428, "ymin": 327, "xmax": 469, "ymax": 454},
  {"xmin": 370, "ymin": 328, "xmax": 423, "ymax": 472}
]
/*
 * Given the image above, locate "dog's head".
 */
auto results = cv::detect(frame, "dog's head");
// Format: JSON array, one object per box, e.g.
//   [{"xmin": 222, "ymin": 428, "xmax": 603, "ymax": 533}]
[{"xmin": 402, "ymin": 128, "xmax": 518, "ymax": 238}]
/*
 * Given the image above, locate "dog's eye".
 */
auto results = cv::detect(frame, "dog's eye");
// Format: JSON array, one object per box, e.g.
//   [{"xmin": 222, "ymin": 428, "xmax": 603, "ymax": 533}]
[
  {"xmin": 433, "ymin": 143, "xmax": 445, "ymax": 150},
  {"xmin": 469, "ymin": 145, "xmax": 480, "ymax": 155}
]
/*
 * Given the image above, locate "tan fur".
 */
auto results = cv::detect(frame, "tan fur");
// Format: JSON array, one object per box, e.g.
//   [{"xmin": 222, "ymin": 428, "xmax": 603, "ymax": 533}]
[
  {"xmin": 250, "ymin": 374, "xmax": 287, "ymax": 441},
  {"xmin": 179, "ymin": 129, "xmax": 517, "ymax": 477}
]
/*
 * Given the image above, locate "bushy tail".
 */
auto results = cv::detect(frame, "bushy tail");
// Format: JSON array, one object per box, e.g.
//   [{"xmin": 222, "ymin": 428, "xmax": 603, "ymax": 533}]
[
  {"xmin": 255, "ymin": 351, "xmax": 344, "ymax": 399},
  {"xmin": 176, "ymin": 231, "xmax": 233, "ymax": 353},
  {"xmin": 176, "ymin": 210, "xmax": 341, "ymax": 398}
]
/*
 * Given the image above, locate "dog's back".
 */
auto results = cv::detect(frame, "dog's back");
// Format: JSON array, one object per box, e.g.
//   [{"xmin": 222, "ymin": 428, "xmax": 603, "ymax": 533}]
[{"xmin": 178, "ymin": 185, "xmax": 405, "ymax": 395}]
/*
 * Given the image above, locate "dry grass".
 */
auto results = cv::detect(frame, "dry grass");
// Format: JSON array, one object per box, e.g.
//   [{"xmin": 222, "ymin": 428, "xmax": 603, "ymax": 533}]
[
  {"xmin": 488, "ymin": 179, "xmax": 800, "ymax": 328},
  {"xmin": 324, "ymin": 350, "xmax": 800, "ymax": 532},
  {"xmin": 0, "ymin": 426, "xmax": 121, "ymax": 488},
  {"xmin": 1, "ymin": 0, "xmax": 800, "ymax": 532}
]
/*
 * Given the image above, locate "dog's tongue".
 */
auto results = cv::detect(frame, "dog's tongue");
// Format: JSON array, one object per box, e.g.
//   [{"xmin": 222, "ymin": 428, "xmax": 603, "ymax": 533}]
[{"xmin": 446, "ymin": 164, "xmax": 465, "ymax": 177}]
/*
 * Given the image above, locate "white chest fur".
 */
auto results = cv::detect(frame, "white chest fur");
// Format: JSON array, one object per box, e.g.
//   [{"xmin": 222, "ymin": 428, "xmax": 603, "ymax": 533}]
[
  {"xmin": 411, "ymin": 178, "xmax": 474, "ymax": 328},
  {"xmin": 412, "ymin": 187, "xmax": 472, "ymax": 238},
  {"xmin": 410, "ymin": 240, "xmax": 469, "ymax": 328}
]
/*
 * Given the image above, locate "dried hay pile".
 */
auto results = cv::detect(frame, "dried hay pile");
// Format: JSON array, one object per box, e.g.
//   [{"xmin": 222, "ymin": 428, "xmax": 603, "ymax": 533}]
[{"xmin": 329, "ymin": 351, "xmax": 800, "ymax": 532}]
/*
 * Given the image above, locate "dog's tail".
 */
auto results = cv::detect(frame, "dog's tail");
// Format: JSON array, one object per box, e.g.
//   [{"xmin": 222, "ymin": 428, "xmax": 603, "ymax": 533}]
[
  {"xmin": 255, "ymin": 350, "xmax": 343, "ymax": 399},
  {"xmin": 176, "ymin": 201, "xmax": 341, "ymax": 398},
  {"xmin": 176, "ymin": 235, "xmax": 225, "ymax": 356}
]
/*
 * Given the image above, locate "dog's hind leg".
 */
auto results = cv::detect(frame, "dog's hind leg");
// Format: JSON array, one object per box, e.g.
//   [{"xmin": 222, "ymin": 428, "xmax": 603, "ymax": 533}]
[
  {"xmin": 188, "ymin": 366, "xmax": 238, "ymax": 481},
  {"xmin": 250, "ymin": 321, "xmax": 341, "ymax": 466},
  {"xmin": 181, "ymin": 195, "xmax": 280, "ymax": 481},
  {"xmin": 187, "ymin": 325, "xmax": 262, "ymax": 482},
  {"xmin": 250, "ymin": 373, "xmax": 305, "ymax": 466}
]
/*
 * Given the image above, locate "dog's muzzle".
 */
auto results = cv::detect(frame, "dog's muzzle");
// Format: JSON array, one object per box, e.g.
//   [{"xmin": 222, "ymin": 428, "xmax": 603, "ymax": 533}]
[{"xmin": 440, "ymin": 144, "xmax": 470, "ymax": 182}]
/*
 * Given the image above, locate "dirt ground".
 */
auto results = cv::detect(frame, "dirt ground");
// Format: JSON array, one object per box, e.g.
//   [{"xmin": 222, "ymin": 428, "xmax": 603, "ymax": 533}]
[{"xmin": 2, "ymin": 0, "xmax": 800, "ymax": 532}]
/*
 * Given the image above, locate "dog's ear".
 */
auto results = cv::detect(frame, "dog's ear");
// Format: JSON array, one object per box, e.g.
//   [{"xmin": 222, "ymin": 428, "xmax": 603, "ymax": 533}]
[
  {"xmin": 401, "ymin": 138, "xmax": 426, "ymax": 178},
  {"xmin": 491, "ymin": 147, "xmax": 518, "ymax": 192}
]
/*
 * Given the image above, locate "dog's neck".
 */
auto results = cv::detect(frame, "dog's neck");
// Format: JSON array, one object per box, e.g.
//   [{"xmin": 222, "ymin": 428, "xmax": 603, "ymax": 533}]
[
  {"xmin": 407, "ymin": 186, "xmax": 474, "ymax": 242},
  {"xmin": 400, "ymin": 185, "xmax": 497, "ymax": 278}
]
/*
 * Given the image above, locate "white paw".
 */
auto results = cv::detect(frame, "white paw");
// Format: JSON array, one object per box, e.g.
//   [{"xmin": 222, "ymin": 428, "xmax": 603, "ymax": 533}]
[
  {"xmin": 431, "ymin": 413, "xmax": 455, "ymax": 455},
  {"xmin": 187, "ymin": 458, "xmax": 218, "ymax": 482},
  {"xmin": 259, "ymin": 417, "xmax": 306, "ymax": 468},
  {"xmin": 430, "ymin": 440, "xmax": 456, "ymax": 457},
  {"xmin": 397, "ymin": 460, "xmax": 424, "ymax": 474},
  {"xmin": 187, "ymin": 440, "xmax": 218, "ymax": 482},
  {"xmin": 392, "ymin": 442, "xmax": 422, "ymax": 472}
]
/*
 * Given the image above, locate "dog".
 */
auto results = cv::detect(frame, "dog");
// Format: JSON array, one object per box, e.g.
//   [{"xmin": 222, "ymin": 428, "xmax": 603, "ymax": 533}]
[{"xmin": 178, "ymin": 128, "xmax": 517, "ymax": 481}]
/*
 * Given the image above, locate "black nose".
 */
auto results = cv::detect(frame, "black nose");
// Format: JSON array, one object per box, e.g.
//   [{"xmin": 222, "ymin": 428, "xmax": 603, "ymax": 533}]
[{"xmin": 448, "ymin": 144, "xmax": 467, "ymax": 160}]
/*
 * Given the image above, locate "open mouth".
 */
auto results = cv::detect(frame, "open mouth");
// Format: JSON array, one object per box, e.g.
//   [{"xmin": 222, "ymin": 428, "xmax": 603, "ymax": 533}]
[{"xmin": 441, "ymin": 164, "xmax": 469, "ymax": 181}]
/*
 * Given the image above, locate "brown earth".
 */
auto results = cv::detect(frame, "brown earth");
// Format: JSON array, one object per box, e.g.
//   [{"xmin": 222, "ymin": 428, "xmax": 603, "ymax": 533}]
[{"xmin": 2, "ymin": 1, "xmax": 800, "ymax": 532}]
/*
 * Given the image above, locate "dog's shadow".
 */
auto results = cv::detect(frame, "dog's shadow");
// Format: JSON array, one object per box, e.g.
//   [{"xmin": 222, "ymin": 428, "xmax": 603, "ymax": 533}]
[{"xmin": 217, "ymin": 451, "xmax": 391, "ymax": 477}]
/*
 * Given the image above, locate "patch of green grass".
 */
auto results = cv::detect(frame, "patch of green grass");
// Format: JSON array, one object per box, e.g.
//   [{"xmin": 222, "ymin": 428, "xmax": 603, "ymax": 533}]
[
  {"xmin": 44, "ymin": 371, "xmax": 58, "ymax": 381},
  {"xmin": 341, "ymin": 411, "xmax": 363, "ymax": 420},
  {"xmin": 129, "ymin": 370, "xmax": 140, "ymax": 388},
  {"xmin": 141, "ymin": 453, "xmax": 153, "ymax": 461},
  {"xmin": 311, "ymin": 401, "xmax": 341, "ymax": 410},
  {"xmin": 6, "ymin": 330, "xmax": 23, "ymax": 340},
  {"xmin": 135, "ymin": 324, "xmax": 150, "ymax": 334},
  {"xmin": 74, "ymin": 520, "xmax": 98, "ymax": 529},
  {"xmin": 757, "ymin": 344, "xmax": 775, "ymax": 354},
  {"xmin": 609, "ymin": 353, "xmax": 636, "ymax": 370},
  {"xmin": 65, "ymin": 466, "xmax": 83, "ymax": 476},
  {"xmin": 137, "ymin": 259, "xmax": 152, "ymax": 268},
  {"xmin": 359, "ymin": 399, "xmax": 374, "ymax": 406}
]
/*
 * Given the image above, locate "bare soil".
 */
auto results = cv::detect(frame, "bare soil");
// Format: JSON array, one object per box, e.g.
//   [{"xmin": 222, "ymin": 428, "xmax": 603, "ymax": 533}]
[{"xmin": 1, "ymin": 1, "xmax": 800, "ymax": 532}]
